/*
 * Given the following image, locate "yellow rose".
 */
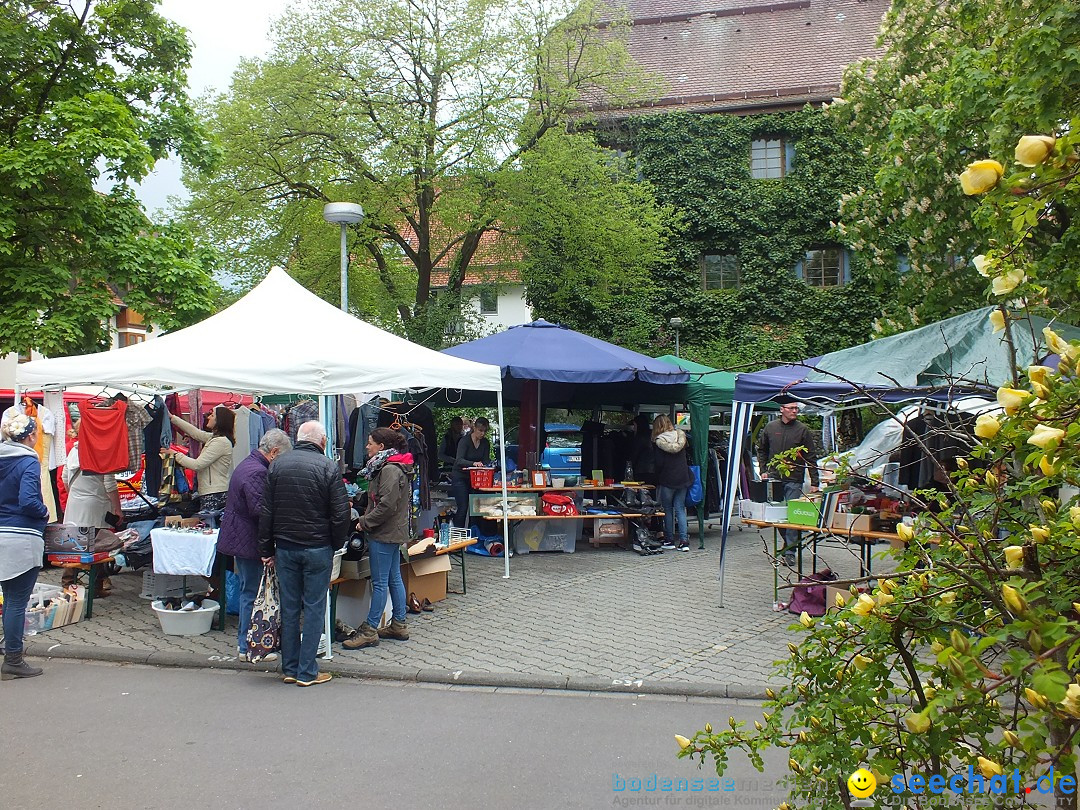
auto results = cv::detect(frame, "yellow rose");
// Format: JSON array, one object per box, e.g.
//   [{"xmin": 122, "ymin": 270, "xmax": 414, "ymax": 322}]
[
  {"xmin": 876, "ymin": 592, "xmax": 896, "ymax": 608},
  {"xmin": 675, "ymin": 734, "xmax": 692, "ymax": 750},
  {"xmin": 1002, "ymin": 583, "xmax": 1027, "ymax": 614},
  {"xmin": 1029, "ymin": 525, "xmax": 1050, "ymax": 542},
  {"xmin": 960, "ymin": 159, "xmax": 1005, "ymax": 195},
  {"xmin": 974, "ymin": 413, "xmax": 1001, "ymax": 439},
  {"xmin": 1070, "ymin": 505, "xmax": 1080, "ymax": 527},
  {"xmin": 1004, "ymin": 546, "xmax": 1024, "ymax": 568},
  {"xmin": 972, "ymin": 254, "xmax": 993, "ymax": 277},
  {"xmin": 896, "ymin": 522, "xmax": 914, "ymax": 541},
  {"xmin": 1014, "ymin": 135, "xmax": 1056, "ymax": 167},
  {"xmin": 853, "ymin": 654, "xmax": 873, "ymax": 671},
  {"xmin": 1040, "ymin": 455, "xmax": 1061, "ymax": 476},
  {"xmin": 1043, "ymin": 327, "xmax": 1078, "ymax": 362},
  {"xmin": 1028, "ymin": 365, "xmax": 1053, "ymax": 385},
  {"xmin": 799, "ymin": 611, "xmax": 814, "ymax": 628},
  {"xmin": 977, "ymin": 756, "xmax": 1003, "ymax": 778},
  {"xmin": 989, "ymin": 309, "xmax": 1006, "ymax": 333},
  {"xmin": 939, "ymin": 591, "xmax": 957, "ymax": 605},
  {"xmin": 992, "ymin": 268, "xmax": 1026, "ymax": 296},
  {"xmin": 1028, "ymin": 424, "xmax": 1066, "ymax": 450},
  {"xmin": 851, "ymin": 593, "xmax": 875, "ymax": 617},
  {"xmin": 996, "ymin": 386, "xmax": 1033, "ymax": 414},
  {"xmin": 905, "ymin": 712, "xmax": 932, "ymax": 733}
]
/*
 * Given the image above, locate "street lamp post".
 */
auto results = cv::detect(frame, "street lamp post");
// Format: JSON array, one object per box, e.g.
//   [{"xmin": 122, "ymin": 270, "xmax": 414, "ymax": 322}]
[
  {"xmin": 322, "ymin": 202, "xmax": 365, "ymax": 312},
  {"xmin": 670, "ymin": 316, "xmax": 683, "ymax": 358}
]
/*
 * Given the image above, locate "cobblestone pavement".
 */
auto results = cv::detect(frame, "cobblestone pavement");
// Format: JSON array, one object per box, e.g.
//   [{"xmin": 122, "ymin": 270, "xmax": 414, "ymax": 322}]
[{"xmin": 27, "ymin": 523, "xmax": 894, "ymax": 695}]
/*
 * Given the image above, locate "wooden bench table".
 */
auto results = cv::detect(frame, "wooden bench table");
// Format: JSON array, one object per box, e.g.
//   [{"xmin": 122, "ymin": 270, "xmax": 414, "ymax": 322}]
[{"xmin": 45, "ymin": 554, "xmax": 115, "ymax": 619}]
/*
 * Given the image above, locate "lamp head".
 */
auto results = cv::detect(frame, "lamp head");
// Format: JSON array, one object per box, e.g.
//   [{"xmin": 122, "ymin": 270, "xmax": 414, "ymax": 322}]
[
  {"xmin": 323, "ymin": 202, "xmax": 364, "ymax": 224},
  {"xmin": 669, "ymin": 317, "xmax": 683, "ymax": 329}
]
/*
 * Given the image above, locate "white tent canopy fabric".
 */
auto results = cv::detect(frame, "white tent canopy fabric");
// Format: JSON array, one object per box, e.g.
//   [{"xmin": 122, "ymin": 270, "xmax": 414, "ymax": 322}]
[{"xmin": 16, "ymin": 268, "xmax": 503, "ymax": 395}]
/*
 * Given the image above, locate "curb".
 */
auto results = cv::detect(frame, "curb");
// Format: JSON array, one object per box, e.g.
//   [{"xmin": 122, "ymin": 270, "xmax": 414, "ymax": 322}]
[{"xmin": 23, "ymin": 640, "xmax": 765, "ymax": 699}]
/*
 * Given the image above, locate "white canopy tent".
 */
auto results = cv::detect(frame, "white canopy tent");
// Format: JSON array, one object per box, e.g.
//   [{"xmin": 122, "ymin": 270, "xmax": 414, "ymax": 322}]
[{"xmin": 17, "ymin": 268, "xmax": 513, "ymax": 576}]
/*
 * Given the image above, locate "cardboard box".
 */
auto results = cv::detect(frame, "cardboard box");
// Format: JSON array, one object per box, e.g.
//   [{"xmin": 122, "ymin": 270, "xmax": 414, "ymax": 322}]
[
  {"xmin": 44, "ymin": 524, "xmax": 96, "ymax": 554},
  {"xmin": 592, "ymin": 517, "xmax": 627, "ymax": 540},
  {"xmin": 830, "ymin": 512, "xmax": 877, "ymax": 532},
  {"xmin": 338, "ymin": 558, "xmax": 371, "ymax": 580},
  {"xmin": 402, "ymin": 555, "xmax": 449, "ymax": 604},
  {"xmin": 762, "ymin": 503, "xmax": 789, "ymax": 523},
  {"xmin": 786, "ymin": 499, "xmax": 822, "ymax": 527},
  {"xmin": 333, "ymin": 579, "xmax": 391, "ymax": 629}
]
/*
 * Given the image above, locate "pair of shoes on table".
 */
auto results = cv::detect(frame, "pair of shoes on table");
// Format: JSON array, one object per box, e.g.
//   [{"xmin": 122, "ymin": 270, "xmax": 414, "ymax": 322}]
[{"xmin": 296, "ymin": 672, "xmax": 331, "ymax": 687}]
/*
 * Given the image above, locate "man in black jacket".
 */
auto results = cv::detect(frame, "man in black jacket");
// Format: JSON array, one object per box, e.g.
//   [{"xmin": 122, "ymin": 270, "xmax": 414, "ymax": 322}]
[
  {"xmin": 758, "ymin": 397, "xmax": 819, "ymax": 566},
  {"xmin": 259, "ymin": 421, "xmax": 350, "ymax": 687}
]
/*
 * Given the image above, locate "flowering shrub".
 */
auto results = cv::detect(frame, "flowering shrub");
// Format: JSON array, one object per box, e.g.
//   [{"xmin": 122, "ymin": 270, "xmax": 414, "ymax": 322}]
[{"xmin": 677, "ymin": 128, "xmax": 1080, "ymax": 809}]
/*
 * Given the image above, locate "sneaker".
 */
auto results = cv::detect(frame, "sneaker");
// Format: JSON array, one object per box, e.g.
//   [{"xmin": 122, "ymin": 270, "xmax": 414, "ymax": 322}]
[
  {"xmin": 782, "ymin": 551, "xmax": 797, "ymax": 567},
  {"xmin": 661, "ymin": 538, "xmax": 676, "ymax": 550},
  {"xmin": 180, "ymin": 600, "xmax": 198, "ymax": 612},
  {"xmin": 282, "ymin": 675, "xmax": 298, "ymax": 684},
  {"xmin": 237, "ymin": 649, "xmax": 249, "ymax": 662},
  {"xmin": 676, "ymin": 540, "xmax": 690, "ymax": 553},
  {"xmin": 296, "ymin": 672, "xmax": 331, "ymax": 687}
]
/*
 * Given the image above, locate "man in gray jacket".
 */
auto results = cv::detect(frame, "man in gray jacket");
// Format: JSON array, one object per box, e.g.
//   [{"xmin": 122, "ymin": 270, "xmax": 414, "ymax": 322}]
[
  {"xmin": 259, "ymin": 421, "xmax": 349, "ymax": 687},
  {"xmin": 757, "ymin": 397, "xmax": 819, "ymax": 565}
]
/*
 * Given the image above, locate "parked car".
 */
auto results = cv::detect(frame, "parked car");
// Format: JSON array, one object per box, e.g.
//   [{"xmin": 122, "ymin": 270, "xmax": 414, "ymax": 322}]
[{"xmin": 502, "ymin": 423, "xmax": 583, "ymax": 476}]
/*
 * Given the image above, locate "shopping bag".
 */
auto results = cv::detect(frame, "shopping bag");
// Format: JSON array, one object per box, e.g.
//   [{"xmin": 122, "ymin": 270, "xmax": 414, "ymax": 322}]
[
  {"xmin": 541, "ymin": 492, "xmax": 579, "ymax": 516},
  {"xmin": 246, "ymin": 566, "xmax": 282, "ymax": 662},
  {"xmin": 685, "ymin": 464, "xmax": 703, "ymax": 507}
]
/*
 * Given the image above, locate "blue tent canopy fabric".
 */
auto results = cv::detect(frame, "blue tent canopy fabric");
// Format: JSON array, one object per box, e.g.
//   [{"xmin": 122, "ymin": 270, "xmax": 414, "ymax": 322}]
[{"xmin": 443, "ymin": 320, "xmax": 690, "ymax": 385}]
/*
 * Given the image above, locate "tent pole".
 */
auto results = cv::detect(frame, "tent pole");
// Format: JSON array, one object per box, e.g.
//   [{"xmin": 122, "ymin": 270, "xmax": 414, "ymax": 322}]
[{"xmin": 496, "ymin": 389, "xmax": 511, "ymax": 578}]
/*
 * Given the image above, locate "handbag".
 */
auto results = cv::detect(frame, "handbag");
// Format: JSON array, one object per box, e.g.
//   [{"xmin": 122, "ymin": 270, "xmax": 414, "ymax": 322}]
[
  {"xmin": 788, "ymin": 568, "xmax": 838, "ymax": 617},
  {"xmin": 685, "ymin": 463, "xmax": 703, "ymax": 507},
  {"xmin": 246, "ymin": 565, "xmax": 282, "ymax": 662},
  {"xmin": 541, "ymin": 492, "xmax": 579, "ymax": 516}
]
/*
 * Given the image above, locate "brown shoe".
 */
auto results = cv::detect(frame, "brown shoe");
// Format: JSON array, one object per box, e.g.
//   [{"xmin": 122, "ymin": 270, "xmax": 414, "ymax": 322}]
[
  {"xmin": 342, "ymin": 622, "xmax": 379, "ymax": 649},
  {"xmin": 282, "ymin": 676, "xmax": 297, "ymax": 684},
  {"xmin": 296, "ymin": 672, "xmax": 331, "ymax": 687},
  {"xmin": 377, "ymin": 619, "xmax": 409, "ymax": 641}
]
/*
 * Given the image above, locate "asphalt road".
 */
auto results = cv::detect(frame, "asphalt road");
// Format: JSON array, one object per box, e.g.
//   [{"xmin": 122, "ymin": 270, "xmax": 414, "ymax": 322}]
[{"xmin": 3, "ymin": 660, "xmax": 790, "ymax": 809}]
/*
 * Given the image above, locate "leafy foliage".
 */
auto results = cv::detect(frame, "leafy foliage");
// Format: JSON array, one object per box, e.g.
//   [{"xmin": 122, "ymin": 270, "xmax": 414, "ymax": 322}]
[
  {"xmin": 626, "ymin": 108, "xmax": 881, "ymax": 367},
  {"xmin": 832, "ymin": 0, "xmax": 1080, "ymax": 333},
  {"xmin": 0, "ymin": 1, "xmax": 218, "ymax": 356},
  {"xmin": 183, "ymin": 0, "xmax": 656, "ymax": 346},
  {"xmin": 680, "ymin": 103, "xmax": 1080, "ymax": 809}
]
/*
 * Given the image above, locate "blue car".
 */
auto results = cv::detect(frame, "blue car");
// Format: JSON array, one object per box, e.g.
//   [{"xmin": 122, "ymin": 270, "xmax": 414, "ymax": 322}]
[{"xmin": 502, "ymin": 423, "xmax": 583, "ymax": 476}]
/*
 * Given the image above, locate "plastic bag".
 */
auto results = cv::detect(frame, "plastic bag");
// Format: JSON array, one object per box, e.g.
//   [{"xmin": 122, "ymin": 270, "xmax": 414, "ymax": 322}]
[
  {"xmin": 246, "ymin": 566, "xmax": 281, "ymax": 662},
  {"xmin": 685, "ymin": 465, "xmax": 703, "ymax": 506}
]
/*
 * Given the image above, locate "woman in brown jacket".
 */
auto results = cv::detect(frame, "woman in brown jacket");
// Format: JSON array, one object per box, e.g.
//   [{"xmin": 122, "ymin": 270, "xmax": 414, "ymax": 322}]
[{"xmin": 344, "ymin": 427, "xmax": 414, "ymax": 650}]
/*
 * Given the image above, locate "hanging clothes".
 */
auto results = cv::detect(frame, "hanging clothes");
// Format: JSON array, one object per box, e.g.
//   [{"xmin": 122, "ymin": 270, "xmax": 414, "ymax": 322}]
[
  {"xmin": 378, "ymin": 402, "xmax": 438, "ymax": 484},
  {"xmin": 185, "ymin": 390, "xmax": 204, "ymax": 458},
  {"xmin": 124, "ymin": 398, "xmax": 153, "ymax": 472},
  {"xmin": 233, "ymin": 405, "xmax": 253, "ymax": 472},
  {"xmin": 286, "ymin": 399, "xmax": 318, "ymax": 443},
  {"xmin": 143, "ymin": 395, "xmax": 167, "ymax": 498},
  {"xmin": 79, "ymin": 399, "xmax": 130, "ymax": 474}
]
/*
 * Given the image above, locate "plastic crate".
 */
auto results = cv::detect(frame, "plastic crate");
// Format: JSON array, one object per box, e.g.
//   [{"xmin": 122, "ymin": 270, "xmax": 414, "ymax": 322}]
[
  {"xmin": 469, "ymin": 467, "xmax": 495, "ymax": 488},
  {"xmin": 140, "ymin": 571, "xmax": 210, "ymax": 600}
]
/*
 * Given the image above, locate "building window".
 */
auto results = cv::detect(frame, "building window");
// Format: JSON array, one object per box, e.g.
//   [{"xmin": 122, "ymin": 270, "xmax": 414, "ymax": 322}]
[
  {"xmin": 118, "ymin": 332, "xmax": 145, "ymax": 348},
  {"xmin": 702, "ymin": 254, "xmax": 740, "ymax": 290},
  {"xmin": 751, "ymin": 138, "xmax": 786, "ymax": 179},
  {"xmin": 800, "ymin": 248, "xmax": 847, "ymax": 287},
  {"xmin": 478, "ymin": 288, "xmax": 498, "ymax": 315},
  {"xmin": 16, "ymin": 348, "xmax": 32, "ymax": 363}
]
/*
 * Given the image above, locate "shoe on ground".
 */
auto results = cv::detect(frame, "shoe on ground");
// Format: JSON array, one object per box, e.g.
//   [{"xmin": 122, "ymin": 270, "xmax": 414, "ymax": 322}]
[
  {"xmin": 237, "ymin": 649, "xmax": 249, "ymax": 662},
  {"xmin": 296, "ymin": 672, "xmax": 332, "ymax": 687},
  {"xmin": 377, "ymin": 619, "xmax": 410, "ymax": 641},
  {"xmin": 2, "ymin": 652, "xmax": 43, "ymax": 680},
  {"xmin": 342, "ymin": 622, "xmax": 379, "ymax": 649},
  {"xmin": 782, "ymin": 552, "xmax": 797, "ymax": 566},
  {"xmin": 676, "ymin": 540, "xmax": 690, "ymax": 552},
  {"xmin": 282, "ymin": 675, "xmax": 297, "ymax": 684},
  {"xmin": 660, "ymin": 538, "xmax": 676, "ymax": 549}
]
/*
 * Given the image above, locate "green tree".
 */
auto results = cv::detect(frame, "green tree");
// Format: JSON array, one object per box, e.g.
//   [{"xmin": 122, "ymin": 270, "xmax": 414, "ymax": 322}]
[
  {"xmin": 0, "ymin": 0, "xmax": 219, "ymax": 356},
  {"xmin": 832, "ymin": 0, "xmax": 1080, "ymax": 333},
  {"xmin": 679, "ymin": 125, "xmax": 1080, "ymax": 810},
  {"xmin": 184, "ymin": 0, "xmax": 656, "ymax": 345},
  {"xmin": 500, "ymin": 130, "xmax": 678, "ymax": 351}
]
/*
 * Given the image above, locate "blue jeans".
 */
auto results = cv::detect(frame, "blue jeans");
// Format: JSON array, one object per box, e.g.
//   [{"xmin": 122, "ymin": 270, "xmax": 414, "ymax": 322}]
[
  {"xmin": 658, "ymin": 486, "xmax": 688, "ymax": 542},
  {"xmin": 367, "ymin": 540, "xmax": 406, "ymax": 627},
  {"xmin": 781, "ymin": 481, "xmax": 805, "ymax": 551},
  {"xmin": 276, "ymin": 545, "xmax": 332, "ymax": 683},
  {"xmin": 2, "ymin": 567, "xmax": 40, "ymax": 654},
  {"xmin": 234, "ymin": 556, "xmax": 263, "ymax": 652}
]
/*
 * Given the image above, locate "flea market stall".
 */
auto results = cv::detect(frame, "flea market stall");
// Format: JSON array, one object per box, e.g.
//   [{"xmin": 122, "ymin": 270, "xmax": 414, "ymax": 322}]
[
  {"xmin": 15, "ymin": 268, "xmax": 509, "ymax": 641},
  {"xmin": 720, "ymin": 307, "xmax": 1080, "ymax": 604}
]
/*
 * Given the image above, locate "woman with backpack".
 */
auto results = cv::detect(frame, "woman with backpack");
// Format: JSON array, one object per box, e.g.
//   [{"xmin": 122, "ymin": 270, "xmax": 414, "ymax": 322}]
[{"xmin": 652, "ymin": 415, "xmax": 691, "ymax": 552}]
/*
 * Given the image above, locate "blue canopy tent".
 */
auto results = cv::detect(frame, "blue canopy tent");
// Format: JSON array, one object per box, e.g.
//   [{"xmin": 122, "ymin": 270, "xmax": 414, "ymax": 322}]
[{"xmin": 718, "ymin": 307, "xmax": 1080, "ymax": 604}]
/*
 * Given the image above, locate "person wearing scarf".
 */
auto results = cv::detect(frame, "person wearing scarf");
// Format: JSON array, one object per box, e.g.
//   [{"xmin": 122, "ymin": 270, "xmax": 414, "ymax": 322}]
[
  {"xmin": 0, "ymin": 412, "xmax": 48, "ymax": 679},
  {"xmin": 344, "ymin": 428, "xmax": 415, "ymax": 650}
]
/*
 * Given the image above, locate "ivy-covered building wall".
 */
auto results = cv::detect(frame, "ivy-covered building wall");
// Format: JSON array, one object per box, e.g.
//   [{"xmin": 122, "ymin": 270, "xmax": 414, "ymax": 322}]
[{"xmin": 625, "ymin": 107, "xmax": 882, "ymax": 367}]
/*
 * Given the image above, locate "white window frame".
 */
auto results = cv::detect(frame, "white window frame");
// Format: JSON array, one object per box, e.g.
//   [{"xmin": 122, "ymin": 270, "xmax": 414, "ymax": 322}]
[{"xmin": 751, "ymin": 138, "xmax": 786, "ymax": 179}]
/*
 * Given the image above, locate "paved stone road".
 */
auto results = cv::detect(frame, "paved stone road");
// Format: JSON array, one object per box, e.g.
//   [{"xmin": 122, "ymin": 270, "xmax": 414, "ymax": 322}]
[{"xmin": 26, "ymin": 522, "xmax": 891, "ymax": 695}]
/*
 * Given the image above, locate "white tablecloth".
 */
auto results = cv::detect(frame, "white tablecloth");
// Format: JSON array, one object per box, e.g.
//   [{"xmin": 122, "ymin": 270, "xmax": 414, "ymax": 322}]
[{"xmin": 151, "ymin": 528, "xmax": 218, "ymax": 576}]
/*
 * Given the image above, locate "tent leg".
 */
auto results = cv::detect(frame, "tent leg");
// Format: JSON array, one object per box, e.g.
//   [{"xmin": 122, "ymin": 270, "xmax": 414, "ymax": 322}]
[
  {"xmin": 496, "ymin": 390, "xmax": 511, "ymax": 579},
  {"xmin": 697, "ymin": 504, "xmax": 705, "ymax": 549}
]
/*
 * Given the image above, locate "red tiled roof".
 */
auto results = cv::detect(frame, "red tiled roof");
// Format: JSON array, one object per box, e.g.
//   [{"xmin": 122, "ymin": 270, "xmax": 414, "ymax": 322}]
[
  {"xmin": 595, "ymin": 0, "xmax": 887, "ymax": 115},
  {"xmin": 401, "ymin": 222, "xmax": 523, "ymax": 288},
  {"xmin": 430, "ymin": 266, "xmax": 522, "ymax": 288}
]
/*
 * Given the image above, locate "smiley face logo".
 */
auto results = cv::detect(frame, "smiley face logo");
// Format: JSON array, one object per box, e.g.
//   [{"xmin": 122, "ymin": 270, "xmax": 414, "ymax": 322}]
[{"xmin": 847, "ymin": 768, "xmax": 877, "ymax": 798}]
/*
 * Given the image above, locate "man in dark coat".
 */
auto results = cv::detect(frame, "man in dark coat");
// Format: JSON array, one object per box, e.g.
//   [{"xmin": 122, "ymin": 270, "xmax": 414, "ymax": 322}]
[
  {"xmin": 259, "ymin": 421, "xmax": 350, "ymax": 687},
  {"xmin": 218, "ymin": 428, "xmax": 291, "ymax": 661},
  {"xmin": 757, "ymin": 396, "xmax": 819, "ymax": 565}
]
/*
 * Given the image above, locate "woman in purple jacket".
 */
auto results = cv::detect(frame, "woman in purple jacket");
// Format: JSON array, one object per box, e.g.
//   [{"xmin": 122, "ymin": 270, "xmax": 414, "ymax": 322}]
[{"xmin": 217, "ymin": 429, "xmax": 291, "ymax": 660}]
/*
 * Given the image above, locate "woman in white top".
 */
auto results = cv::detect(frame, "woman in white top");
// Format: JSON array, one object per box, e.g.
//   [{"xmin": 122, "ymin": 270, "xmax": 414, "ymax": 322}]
[
  {"xmin": 63, "ymin": 419, "xmax": 120, "ymax": 529},
  {"xmin": 168, "ymin": 406, "xmax": 235, "ymax": 511}
]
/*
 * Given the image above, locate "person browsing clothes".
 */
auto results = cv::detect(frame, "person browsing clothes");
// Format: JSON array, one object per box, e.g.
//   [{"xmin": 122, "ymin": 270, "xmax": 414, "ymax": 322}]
[{"xmin": 168, "ymin": 406, "xmax": 235, "ymax": 511}]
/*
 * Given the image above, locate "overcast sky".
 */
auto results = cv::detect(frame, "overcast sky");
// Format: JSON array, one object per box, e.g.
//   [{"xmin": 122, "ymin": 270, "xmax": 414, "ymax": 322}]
[{"xmin": 133, "ymin": 0, "xmax": 293, "ymax": 214}]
